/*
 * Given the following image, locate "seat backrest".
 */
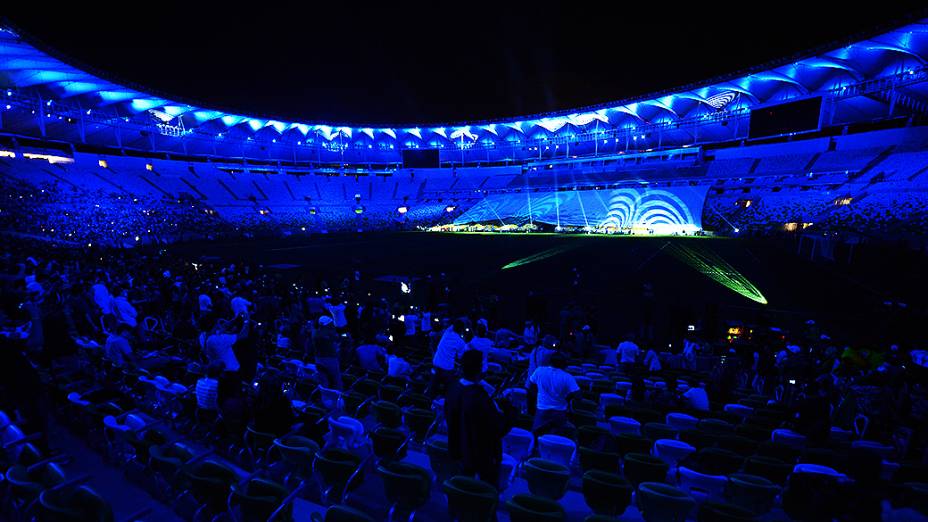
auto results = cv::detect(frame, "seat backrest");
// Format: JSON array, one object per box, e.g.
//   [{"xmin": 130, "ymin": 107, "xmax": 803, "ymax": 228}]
[
  {"xmin": 666, "ymin": 412, "xmax": 699, "ymax": 430},
  {"xmin": 678, "ymin": 466, "xmax": 728, "ymax": 500},
  {"xmin": 538, "ymin": 434, "xmax": 576, "ymax": 466},
  {"xmin": 792, "ymin": 463, "xmax": 845, "ymax": 478},
  {"xmin": 503, "ymin": 428, "xmax": 535, "ymax": 462},
  {"xmin": 442, "ymin": 476, "xmax": 498, "ymax": 519}
]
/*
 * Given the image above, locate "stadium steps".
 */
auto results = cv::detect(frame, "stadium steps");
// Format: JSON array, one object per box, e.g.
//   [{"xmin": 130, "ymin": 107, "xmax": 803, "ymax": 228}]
[
  {"xmin": 216, "ymin": 179, "xmax": 243, "ymax": 200},
  {"xmin": 283, "ymin": 180, "xmax": 297, "ymax": 199},
  {"xmin": 89, "ymin": 169, "xmax": 132, "ymax": 194},
  {"xmin": 139, "ymin": 175, "xmax": 173, "ymax": 198},
  {"xmin": 39, "ymin": 166, "xmax": 80, "ymax": 190},
  {"xmin": 747, "ymin": 158, "xmax": 761, "ymax": 174},
  {"xmin": 908, "ymin": 163, "xmax": 928, "ymax": 181},
  {"xmin": 803, "ymin": 153, "xmax": 821, "ymax": 173},
  {"xmin": 853, "ymin": 146, "xmax": 896, "ymax": 181},
  {"xmin": 180, "ymin": 177, "xmax": 208, "ymax": 199},
  {"xmin": 251, "ymin": 179, "xmax": 269, "ymax": 200}
]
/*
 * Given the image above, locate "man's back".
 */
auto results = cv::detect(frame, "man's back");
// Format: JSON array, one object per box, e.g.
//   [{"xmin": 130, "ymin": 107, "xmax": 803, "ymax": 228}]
[
  {"xmin": 433, "ymin": 328, "xmax": 464, "ymax": 370},
  {"xmin": 530, "ymin": 366, "xmax": 580, "ymax": 411},
  {"xmin": 206, "ymin": 333, "xmax": 240, "ymax": 371},
  {"xmin": 104, "ymin": 334, "xmax": 131, "ymax": 365},
  {"xmin": 356, "ymin": 343, "xmax": 385, "ymax": 371},
  {"xmin": 618, "ymin": 341, "xmax": 639, "ymax": 363},
  {"xmin": 445, "ymin": 381, "xmax": 506, "ymax": 469}
]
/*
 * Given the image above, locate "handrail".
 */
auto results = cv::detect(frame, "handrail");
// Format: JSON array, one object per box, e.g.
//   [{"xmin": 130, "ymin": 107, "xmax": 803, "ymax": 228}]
[{"xmin": 268, "ymin": 480, "xmax": 306, "ymax": 521}]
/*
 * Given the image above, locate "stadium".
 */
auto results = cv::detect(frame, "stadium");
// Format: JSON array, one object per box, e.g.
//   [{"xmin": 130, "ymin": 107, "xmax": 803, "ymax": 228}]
[{"xmin": 1, "ymin": 7, "xmax": 927, "ymax": 522}]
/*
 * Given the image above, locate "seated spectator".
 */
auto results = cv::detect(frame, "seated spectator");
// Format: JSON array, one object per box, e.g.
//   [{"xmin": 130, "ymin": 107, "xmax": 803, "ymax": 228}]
[
  {"xmin": 356, "ymin": 337, "xmax": 387, "ymax": 372},
  {"xmin": 683, "ymin": 381, "xmax": 710, "ymax": 411},
  {"xmin": 388, "ymin": 353, "xmax": 413, "ymax": 379}
]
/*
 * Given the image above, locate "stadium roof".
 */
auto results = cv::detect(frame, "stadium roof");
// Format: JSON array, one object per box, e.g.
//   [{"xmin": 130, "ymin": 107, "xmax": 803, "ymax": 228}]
[{"xmin": 1, "ymin": 17, "xmax": 928, "ymax": 155}]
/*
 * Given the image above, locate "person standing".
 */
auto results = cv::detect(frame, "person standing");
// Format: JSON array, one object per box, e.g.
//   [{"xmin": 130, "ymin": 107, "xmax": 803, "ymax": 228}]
[
  {"xmin": 429, "ymin": 319, "xmax": 467, "ymax": 397},
  {"xmin": 528, "ymin": 352, "xmax": 581, "ymax": 437},
  {"xmin": 445, "ymin": 350, "xmax": 510, "ymax": 489},
  {"xmin": 314, "ymin": 316, "xmax": 343, "ymax": 390},
  {"xmin": 466, "ymin": 323, "xmax": 493, "ymax": 372},
  {"xmin": 617, "ymin": 337, "xmax": 640, "ymax": 371}
]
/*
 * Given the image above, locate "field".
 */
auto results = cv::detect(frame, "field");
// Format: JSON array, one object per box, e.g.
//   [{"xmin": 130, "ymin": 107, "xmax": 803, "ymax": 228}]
[{"xmin": 168, "ymin": 232, "xmax": 928, "ymax": 346}]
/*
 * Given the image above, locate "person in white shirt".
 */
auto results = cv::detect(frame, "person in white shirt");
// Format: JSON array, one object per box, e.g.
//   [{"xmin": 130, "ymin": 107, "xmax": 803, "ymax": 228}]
[
  {"xmin": 387, "ymin": 354, "xmax": 413, "ymax": 379},
  {"xmin": 683, "ymin": 338, "xmax": 699, "ymax": 370},
  {"xmin": 198, "ymin": 293, "xmax": 213, "ymax": 315},
  {"xmin": 326, "ymin": 299, "xmax": 348, "ymax": 329},
  {"xmin": 420, "ymin": 311, "xmax": 432, "ymax": 333},
  {"xmin": 231, "ymin": 295, "xmax": 251, "ymax": 317},
  {"xmin": 528, "ymin": 352, "xmax": 581, "ymax": 436},
  {"xmin": 683, "ymin": 382, "xmax": 710, "ymax": 411},
  {"xmin": 523, "ymin": 320, "xmax": 539, "ymax": 347},
  {"xmin": 91, "ymin": 279, "xmax": 112, "ymax": 315},
  {"xmin": 617, "ymin": 338, "xmax": 640, "ymax": 369},
  {"xmin": 429, "ymin": 320, "xmax": 467, "ymax": 397},
  {"xmin": 466, "ymin": 323, "xmax": 493, "ymax": 372},
  {"xmin": 644, "ymin": 348, "xmax": 662, "ymax": 372},
  {"xmin": 111, "ymin": 289, "xmax": 138, "ymax": 328},
  {"xmin": 404, "ymin": 310, "xmax": 418, "ymax": 337},
  {"xmin": 204, "ymin": 316, "xmax": 250, "ymax": 373}
]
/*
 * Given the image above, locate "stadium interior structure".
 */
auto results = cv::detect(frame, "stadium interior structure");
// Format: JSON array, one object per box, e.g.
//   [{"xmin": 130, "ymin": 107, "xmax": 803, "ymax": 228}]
[
  {"xmin": 1, "ymin": 20, "xmax": 928, "ymax": 244},
  {"xmin": 1, "ymin": 15, "xmax": 928, "ymax": 522}
]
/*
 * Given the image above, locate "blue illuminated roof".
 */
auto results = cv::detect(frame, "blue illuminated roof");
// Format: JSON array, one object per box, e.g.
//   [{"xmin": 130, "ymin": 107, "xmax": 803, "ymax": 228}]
[{"xmin": 1, "ymin": 18, "xmax": 928, "ymax": 150}]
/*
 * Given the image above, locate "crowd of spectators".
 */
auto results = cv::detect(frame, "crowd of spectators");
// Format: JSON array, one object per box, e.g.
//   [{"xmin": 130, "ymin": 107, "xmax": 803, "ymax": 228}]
[{"xmin": 1, "ymin": 235, "xmax": 926, "ymax": 520}]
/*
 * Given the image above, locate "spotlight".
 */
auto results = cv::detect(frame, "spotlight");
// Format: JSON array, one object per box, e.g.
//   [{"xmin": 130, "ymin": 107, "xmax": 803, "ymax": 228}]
[
  {"xmin": 445, "ymin": 205, "xmax": 456, "ymax": 213},
  {"xmin": 397, "ymin": 206, "xmax": 408, "ymax": 214}
]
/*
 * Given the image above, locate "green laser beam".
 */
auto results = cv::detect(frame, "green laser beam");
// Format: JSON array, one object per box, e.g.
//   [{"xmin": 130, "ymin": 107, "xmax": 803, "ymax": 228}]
[
  {"xmin": 501, "ymin": 243, "xmax": 580, "ymax": 270},
  {"xmin": 667, "ymin": 243, "xmax": 768, "ymax": 305}
]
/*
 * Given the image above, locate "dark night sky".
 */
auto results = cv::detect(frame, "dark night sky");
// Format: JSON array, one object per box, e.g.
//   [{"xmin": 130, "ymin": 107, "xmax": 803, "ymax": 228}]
[{"xmin": 7, "ymin": 3, "xmax": 927, "ymax": 125}]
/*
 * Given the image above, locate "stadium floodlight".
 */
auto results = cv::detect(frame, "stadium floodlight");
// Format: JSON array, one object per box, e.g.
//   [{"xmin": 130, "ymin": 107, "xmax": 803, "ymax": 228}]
[
  {"xmin": 397, "ymin": 206, "xmax": 408, "ymax": 214},
  {"xmin": 445, "ymin": 205, "xmax": 456, "ymax": 213}
]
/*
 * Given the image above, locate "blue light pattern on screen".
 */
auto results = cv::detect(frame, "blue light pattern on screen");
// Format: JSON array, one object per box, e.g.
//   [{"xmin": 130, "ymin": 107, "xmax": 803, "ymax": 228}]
[{"xmin": 453, "ymin": 186, "xmax": 709, "ymax": 230}]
